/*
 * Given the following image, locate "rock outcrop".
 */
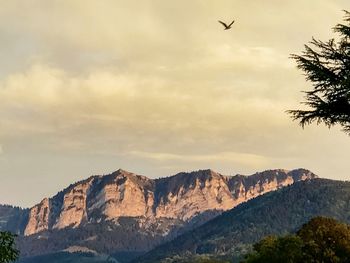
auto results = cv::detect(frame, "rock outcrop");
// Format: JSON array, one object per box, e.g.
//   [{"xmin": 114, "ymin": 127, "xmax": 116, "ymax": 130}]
[
  {"xmin": 23, "ymin": 168, "xmax": 317, "ymax": 236},
  {"xmin": 53, "ymin": 178, "xmax": 93, "ymax": 229},
  {"xmin": 24, "ymin": 198, "xmax": 50, "ymax": 236}
]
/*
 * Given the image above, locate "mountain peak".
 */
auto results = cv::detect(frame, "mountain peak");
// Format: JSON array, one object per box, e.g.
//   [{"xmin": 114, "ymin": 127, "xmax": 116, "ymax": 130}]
[
  {"xmin": 106, "ymin": 168, "xmax": 137, "ymax": 179},
  {"xmin": 114, "ymin": 168, "xmax": 133, "ymax": 175}
]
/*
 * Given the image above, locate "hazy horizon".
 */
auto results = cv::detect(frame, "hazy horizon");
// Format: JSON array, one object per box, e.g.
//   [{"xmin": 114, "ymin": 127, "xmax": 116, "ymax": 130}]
[{"xmin": 1, "ymin": 0, "xmax": 350, "ymax": 207}]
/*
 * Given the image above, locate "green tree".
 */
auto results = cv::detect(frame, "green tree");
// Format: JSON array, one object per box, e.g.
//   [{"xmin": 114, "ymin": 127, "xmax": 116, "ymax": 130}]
[
  {"xmin": 288, "ymin": 10, "xmax": 350, "ymax": 133},
  {"xmin": 242, "ymin": 235, "xmax": 303, "ymax": 263},
  {"xmin": 0, "ymin": 232, "xmax": 19, "ymax": 263},
  {"xmin": 298, "ymin": 217, "xmax": 350, "ymax": 263},
  {"xmin": 242, "ymin": 217, "xmax": 350, "ymax": 263}
]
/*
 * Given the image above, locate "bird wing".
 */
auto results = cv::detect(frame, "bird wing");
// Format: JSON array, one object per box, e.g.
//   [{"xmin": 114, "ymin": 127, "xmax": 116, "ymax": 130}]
[
  {"xmin": 218, "ymin": 20, "xmax": 228, "ymax": 28},
  {"xmin": 228, "ymin": 20, "xmax": 235, "ymax": 27}
]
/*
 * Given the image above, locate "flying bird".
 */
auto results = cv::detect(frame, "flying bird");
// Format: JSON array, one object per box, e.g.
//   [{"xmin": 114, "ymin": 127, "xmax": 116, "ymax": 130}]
[{"xmin": 218, "ymin": 19, "xmax": 235, "ymax": 30}]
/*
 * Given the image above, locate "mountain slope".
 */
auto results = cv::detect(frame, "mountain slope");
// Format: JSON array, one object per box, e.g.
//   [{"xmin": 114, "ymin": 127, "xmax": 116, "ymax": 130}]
[
  {"xmin": 138, "ymin": 178, "xmax": 350, "ymax": 262},
  {"xmin": 17, "ymin": 251, "xmax": 119, "ymax": 263},
  {"xmin": 0, "ymin": 205, "xmax": 29, "ymax": 234}
]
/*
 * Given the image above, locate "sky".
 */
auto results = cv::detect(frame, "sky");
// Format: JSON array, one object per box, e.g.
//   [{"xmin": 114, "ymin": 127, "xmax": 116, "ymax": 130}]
[{"xmin": 1, "ymin": 0, "xmax": 350, "ymax": 207}]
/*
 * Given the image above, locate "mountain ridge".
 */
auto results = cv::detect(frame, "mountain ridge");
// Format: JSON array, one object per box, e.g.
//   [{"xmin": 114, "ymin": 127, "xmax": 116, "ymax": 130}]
[
  {"xmin": 0, "ymin": 168, "xmax": 317, "ymax": 261},
  {"xmin": 22, "ymin": 168, "xmax": 316, "ymax": 236}
]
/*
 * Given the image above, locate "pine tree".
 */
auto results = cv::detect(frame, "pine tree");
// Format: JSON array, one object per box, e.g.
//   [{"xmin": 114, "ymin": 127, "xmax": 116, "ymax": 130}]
[{"xmin": 288, "ymin": 11, "xmax": 350, "ymax": 133}]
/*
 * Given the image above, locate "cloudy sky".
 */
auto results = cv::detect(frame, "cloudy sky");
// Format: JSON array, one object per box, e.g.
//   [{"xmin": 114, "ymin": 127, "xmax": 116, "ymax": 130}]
[{"xmin": 1, "ymin": 0, "xmax": 350, "ymax": 207}]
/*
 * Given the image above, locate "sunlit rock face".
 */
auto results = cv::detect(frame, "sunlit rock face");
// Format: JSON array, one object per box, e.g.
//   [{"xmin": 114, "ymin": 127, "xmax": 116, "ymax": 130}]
[
  {"xmin": 53, "ymin": 178, "xmax": 93, "ymax": 229},
  {"xmin": 88, "ymin": 170, "xmax": 155, "ymax": 220},
  {"xmin": 24, "ymin": 198, "xmax": 50, "ymax": 236},
  {"xmin": 23, "ymin": 168, "xmax": 317, "ymax": 236},
  {"xmin": 226, "ymin": 169, "xmax": 314, "ymax": 203},
  {"xmin": 154, "ymin": 170, "xmax": 235, "ymax": 220}
]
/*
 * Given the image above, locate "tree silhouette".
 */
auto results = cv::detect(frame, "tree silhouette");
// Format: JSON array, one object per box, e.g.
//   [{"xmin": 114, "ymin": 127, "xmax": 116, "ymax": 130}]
[
  {"xmin": 288, "ymin": 11, "xmax": 350, "ymax": 134},
  {"xmin": 0, "ymin": 232, "xmax": 19, "ymax": 263}
]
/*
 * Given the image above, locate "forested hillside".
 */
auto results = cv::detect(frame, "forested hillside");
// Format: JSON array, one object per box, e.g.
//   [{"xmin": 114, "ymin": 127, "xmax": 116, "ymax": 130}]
[{"xmin": 138, "ymin": 179, "xmax": 350, "ymax": 262}]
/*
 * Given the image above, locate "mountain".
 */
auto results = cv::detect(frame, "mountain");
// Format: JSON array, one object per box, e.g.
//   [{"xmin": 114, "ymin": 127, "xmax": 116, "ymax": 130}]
[
  {"xmin": 137, "ymin": 178, "xmax": 350, "ymax": 263},
  {"xmin": 22, "ymin": 168, "xmax": 316, "ymax": 236},
  {"xmin": 0, "ymin": 168, "xmax": 315, "ymax": 262},
  {"xmin": 0, "ymin": 205, "xmax": 29, "ymax": 234}
]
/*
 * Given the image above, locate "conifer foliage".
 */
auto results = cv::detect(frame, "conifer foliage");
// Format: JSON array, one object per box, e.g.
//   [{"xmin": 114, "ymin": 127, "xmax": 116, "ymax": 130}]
[
  {"xmin": 289, "ymin": 11, "xmax": 350, "ymax": 133},
  {"xmin": 0, "ymin": 231, "xmax": 19, "ymax": 263}
]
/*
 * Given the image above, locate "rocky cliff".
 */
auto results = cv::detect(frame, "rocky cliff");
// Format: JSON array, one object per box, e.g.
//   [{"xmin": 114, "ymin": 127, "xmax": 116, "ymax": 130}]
[{"xmin": 23, "ymin": 168, "xmax": 317, "ymax": 236}]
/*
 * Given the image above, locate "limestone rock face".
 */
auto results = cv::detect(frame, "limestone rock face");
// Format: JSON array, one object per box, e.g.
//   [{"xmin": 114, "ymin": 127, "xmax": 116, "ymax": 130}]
[
  {"xmin": 53, "ymin": 178, "xmax": 93, "ymax": 229},
  {"xmin": 24, "ymin": 198, "xmax": 50, "ymax": 236},
  {"xmin": 23, "ymin": 168, "xmax": 317, "ymax": 236},
  {"xmin": 226, "ymin": 169, "xmax": 311, "ymax": 205},
  {"xmin": 155, "ymin": 170, "xmax": 235, "ymax": 220},
  {"xmin": 88, "ymin": 171, "xmax": 155, "ymax": 219}
]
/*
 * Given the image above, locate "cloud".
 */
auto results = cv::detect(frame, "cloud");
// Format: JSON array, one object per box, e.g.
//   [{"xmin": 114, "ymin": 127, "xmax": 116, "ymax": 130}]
[
  {"xmin": 129, "ymin": 150, "xmax": 269, "ymax": 168},
  {"xmin": 0, "ymin": 61, "xmax": 298, "ymax": 159},
  {"xmin": 1, "ymin": 0, "xmax": 350, "ymax": 207}
]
